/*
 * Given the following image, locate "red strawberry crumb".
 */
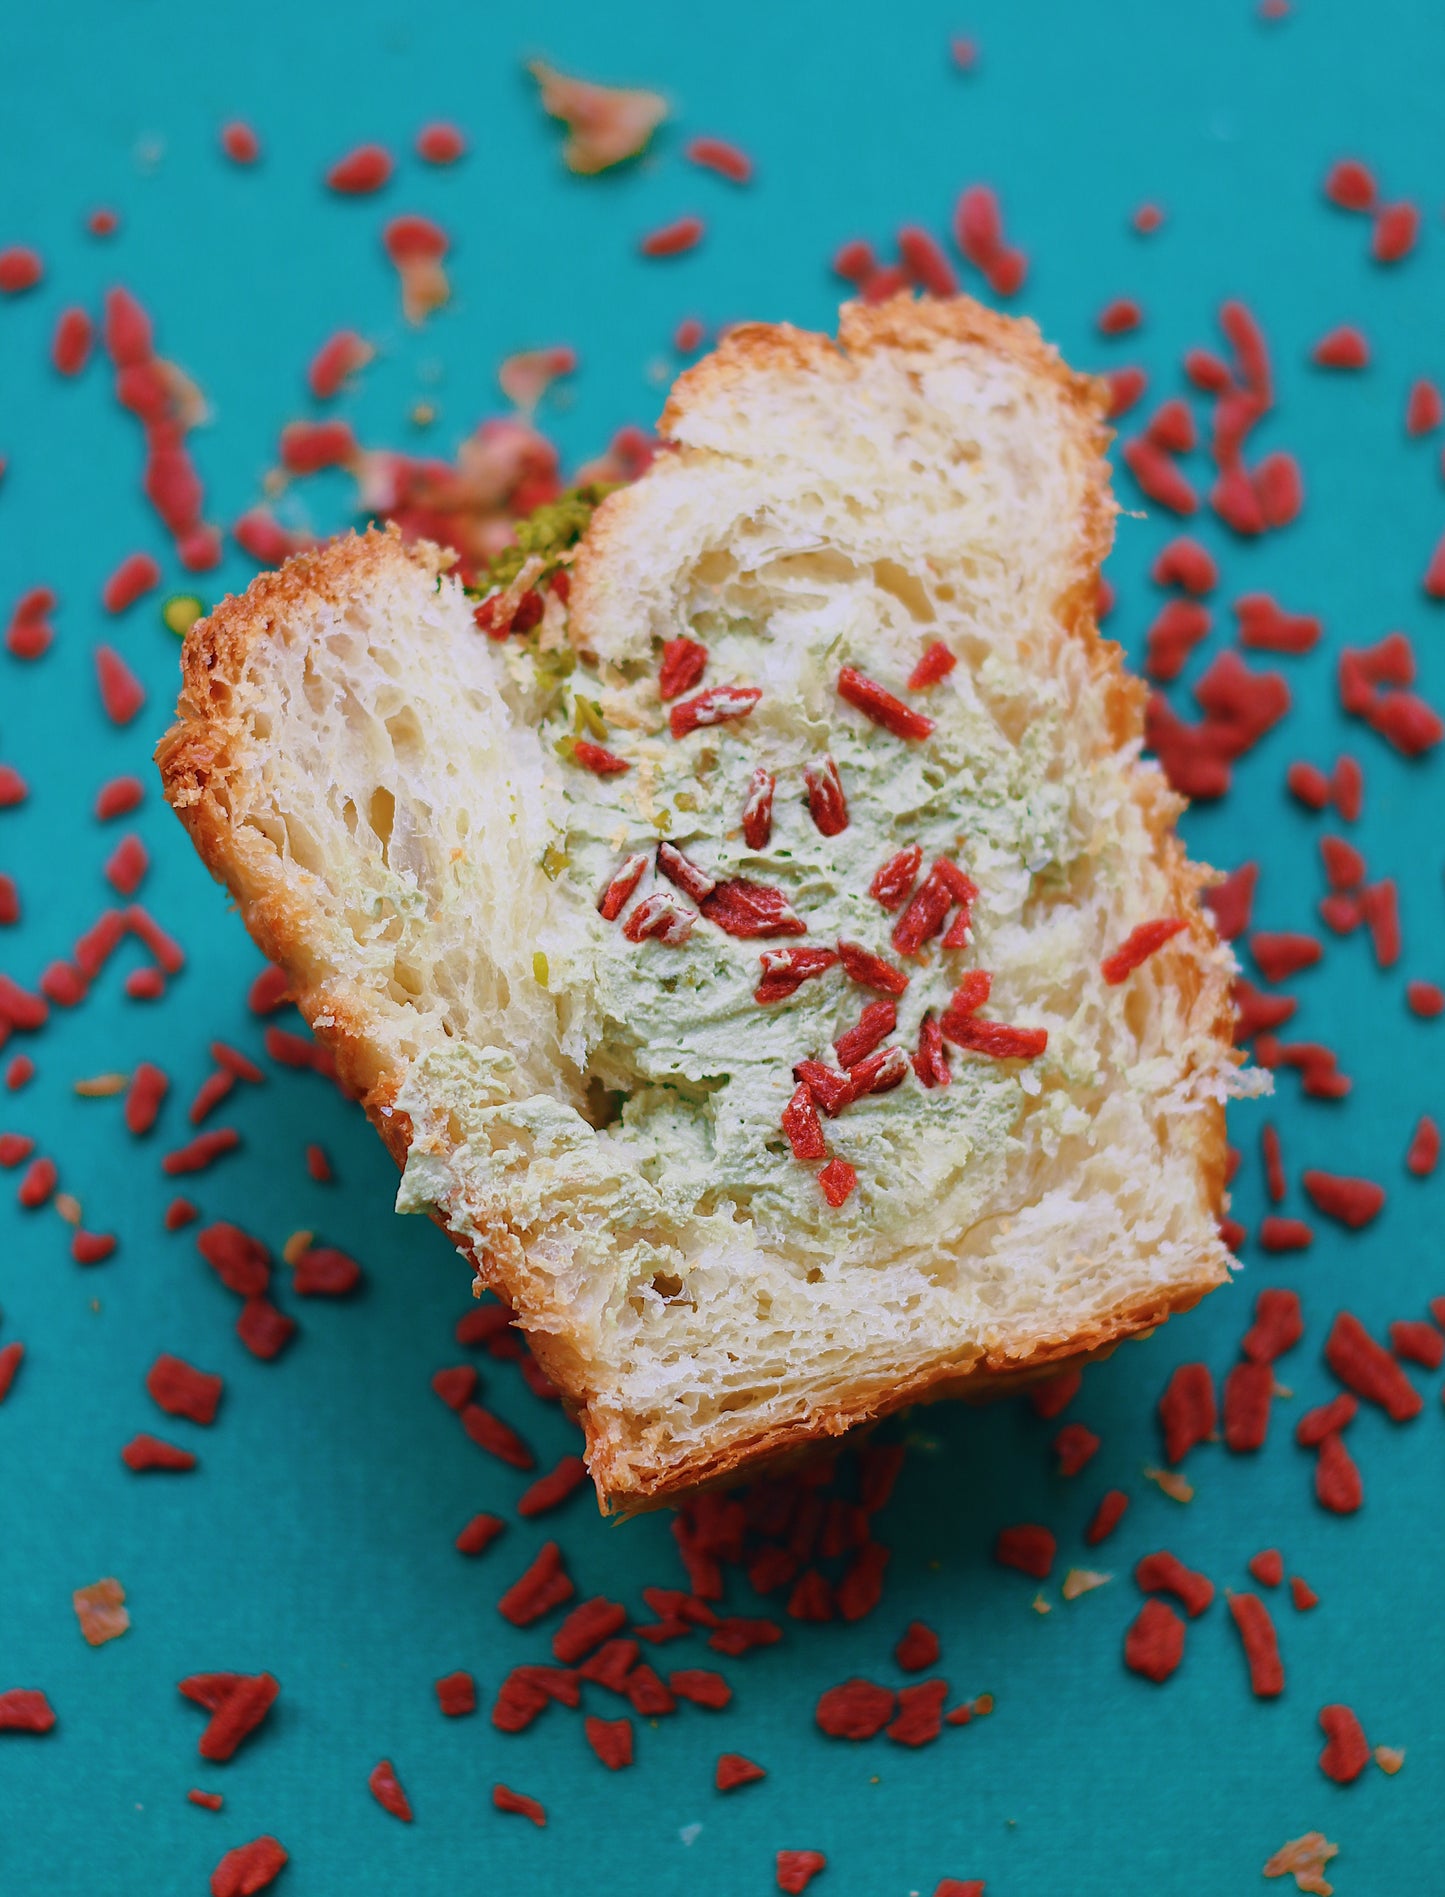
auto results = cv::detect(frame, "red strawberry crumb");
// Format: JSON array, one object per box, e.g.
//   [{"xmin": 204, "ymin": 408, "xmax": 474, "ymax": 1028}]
[
  {"xmin": 1158, "ymin": 1362, "xmax": 1215, "ymax": 1462},
  {"xmin": 209, "ymin": 1835, "xmax": 287, "ymax": 1896},
  {"xmin": 1312, "ymin": 325, "xmax": 1370, "ymax": 369},
  {"xmin": 219, "ymin": 121, "xmax": 260, "ymax": 164},
  {"xmin": 493, "ymin": 1784, "xmax": 545, "ymax": 1826},
  {"xmin": 1303, "ymin": 1173, "xmax": 1384, "ymax": 1230},
  {"xmin": 368, "ymin": 1759, "xmax": 413, "ymax": 1821},
  {"xmin": 1085, "ymin": 1490, "xmax": 1129, "ymax": 1546},
  {"xmin": 455, "ymin": 1513, "xmax": 504, "ymax": 1556},
  {"xmin": 1124, "ymin": 1599, "xmax": 1185, "ymax": 1682},
  {"xmin": 888, "ymin": 1620, "xmax": 938, "ymax": 1672},
  {"xmin": 518, "ymin": 1454, "xmax": 588, "ymax": 1517},
  {"xmin": 584, "ymin": 1714, "xmax": 633, "ymax": 1769},
  {"xmin": 1388, "ymin": 1320, "xmax": 1443, "ymax": 1370},
  {"xmin": 1228, "ymin": 1592, "xmax": 1284, "ymax": 1697},
  {"xmin": 1324, "ymin": 158, "xmax": 1376, "ymax": 211},
  {"xmin": 994, "ymin": 1523, "xmax": 1055, "ymax": 1579},
  {"xmin": 326, "ymin": 144, "xmax": 392, "ymax": 193},
  {"xmin": 816, "ymin": 1678, "xmax": 895, "ymax": 1738},
  {"xmin": 1372, "ymin": 202, "xmax": 1419, "ymax": 264},
  {"xmin": 777, "ymin": 1850, "xmax": 827, "ymax": 1894},
  {"xmin": 716, "ymin": 1752, "xmax": 766, "ymax": 1790},
  {"xmin": 640, "ymin": 216, "xmax": 705, "ymax": 258},
  {"xmin": 181, "ymin": 1671, "xmax": 280, "ymax": 1760},
  {"xmin": 1053, "ymin": 1421, "xmax": 1100, "ymax": 1476},
  {"xmin": 236, "ymin": 1297, "xmax": 295, "ymax": 1361},
  {"xmin": 1136, "ymin": 1551, "xmax": 1214, "ymax": 1617},
  {"xmin": 818, "ymin": 1160, "xmax": 856, "ymax": 1208},
  {"xmin": 416, "ymin": 123, "xmax": 466, "ymax": 165},
  {"xmin": 1406, "ymin": 379, "xmax": 1443, "ymax": 436},
  {"xmin": 1318, "ymin": 1704, "xmax": 1370, "ymax": 1782},
  {"xmin": 1315, "ymin": 1431, "xmax": 1363, "ymax": 1513},
  {"xmin": 1249, "ymin": 1549, "xmax": 1284, "ymax": 1588},
  {"xmin": 435, "ymin": 1670, "xmax": 475, "ymax": 1716},
  {"xmin": 146, "ymin": 1354, "xmax": 222, "ymax": 1424},
  {"xmin": 1406, "ymin": 1115, "xmax": 1440, "ymax": 1176}
]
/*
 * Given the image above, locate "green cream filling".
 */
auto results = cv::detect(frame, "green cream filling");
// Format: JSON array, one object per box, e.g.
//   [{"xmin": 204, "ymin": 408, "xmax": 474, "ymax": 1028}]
[{"xmin": 402, "ymin": 589, "xmax": 1086, "ymax": 1256}]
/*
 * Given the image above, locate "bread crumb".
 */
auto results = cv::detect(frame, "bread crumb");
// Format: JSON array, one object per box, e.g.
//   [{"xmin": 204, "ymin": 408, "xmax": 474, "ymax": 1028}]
[
  {"xmin": 1062, "ymin": 1567, "xmax": 1112, "ymax": 1601},
  {"xmin": 75, "ymin": 1073, "xmax": 128, "ymax": 1096},
  {"xmin": 1374, "ymin": 1745, "xmax": 1405, "ymax": 1775},
  {"xmin": 1144, "ymin": 1465, "xmax": 1195, "ymax": 1503},
  {"xmin": 74, "ymin": 1577, "xmax": 129, "ymax": 1646},
  {"xmin": 1262, "ymin": 1832, "xmax": 1338, "ymax": 1895}
]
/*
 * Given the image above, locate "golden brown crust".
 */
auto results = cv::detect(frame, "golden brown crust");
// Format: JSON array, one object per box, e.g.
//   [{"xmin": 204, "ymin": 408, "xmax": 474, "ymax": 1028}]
[{"xmin": 157, "ymin": 304, "xmax": 1239, "ymax": 1515}]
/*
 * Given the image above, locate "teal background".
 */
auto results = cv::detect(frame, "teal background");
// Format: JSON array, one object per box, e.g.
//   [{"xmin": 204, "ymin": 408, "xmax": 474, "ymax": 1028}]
[{"xmin": 2, "ymin": 2, "xmax": 1443, "ymax": 1892}]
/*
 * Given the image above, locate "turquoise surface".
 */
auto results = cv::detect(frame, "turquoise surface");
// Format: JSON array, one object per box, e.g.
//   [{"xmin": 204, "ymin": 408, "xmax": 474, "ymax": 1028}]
[{"xmin": 2, "ymin": 2, "xmax": 1443, "ymax": 1892}]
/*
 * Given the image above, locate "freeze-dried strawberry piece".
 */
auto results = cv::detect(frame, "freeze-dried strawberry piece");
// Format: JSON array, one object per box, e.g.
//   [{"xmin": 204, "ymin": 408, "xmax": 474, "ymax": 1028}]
[
  {"xmin": 939, "ymin": 1014, "xmax": 1046, "ymax": 1060},
  {"xmin": 995, "ymin": 1523, "xmax": 1055, "ymax": 1578},
  {"xmin": 834, "ymin": 999, "xmax": 896, "ymax": 1068},
  {"xmin": 815, "ymin": 1678, "xmax": 895, "ymax": 1739},
  {"xmin": 493, "ymin": 1783, "xmax": 546, "ymax": 1826},
  {"xmin": 1101, "ymin": 918, "xmax": 1187, "ymax": 984},
  {"xmin": 1324, "ymin": 1311, "xmax": 1421, "ymax": 1418},
  {"xmin": 197, "ymin": 1223, "xmax": 270, "ymax": 1297},
  {"xmin": 782, "ymin": 1085, "xmax": 827, "ymax": 1162},
  {"xmin": 368, "ymin": 1759, "xmax": 413, "ymax": 1821},
  {"xmin": 893, "ymin": 859, "xmax": 972, "ymax": 956},
  {"xmin": 701, "ymin": 879, "xmax": 806, "ymax": 938},
  {"xmin": 622, "ymin": 892, "xmax": 696, "ymax": 945},
  {"xmin": 804, "ymin": 756, "xmax": 849, "ymax": 836},
  {"xmin": 869, "ymin": 844, "xmax": 922, "ymax": 911},
  {"xmin": 838, "ymin": 665, "xmax": 935, "ymax": 740},
  {"xmin": 908, "ymin": 641, "xmax": 957, "ymax": 689},
  {"xmin": 793, "ymin": 1060, "xmax": 857, "ymax": 1117},
  {"xmin": 0, "ymin": 1688, "xmax": 55, "ymax": 1732},
  {"xmin": 741, "ymin": 766, "xmax": 775, "ymax": 849},
  {"xmin": 846, "ymin": 1046, "xmax": 909, "ymax": 1097},
  {"xmin": 435, "ymin": 1670, "xmax": 476, "ymax": 1716},
  {"xmin": 669, "ymin": 684, "xmax": 761, "ymax": 738},
  {"xmin": 598, "ymin": 852, "xmax": 648, "ymax": 921},
  {"xmin": 716, "ymin": 1751, "xmax": 766, "ymax": 1790},
  {"xmin": 895, "ymin": 1621, "xmax": 941, "ymax": 1672},
  {"xmin": 777, "ymin": 1850, "xmax": 827, "ymax": 1894},
  {"xmin": 210, "ymin": 1835, "xmax": 287, "ymax": 1896},
  {"xmin": 755, "ymin": 946, "xmax": 838, "ymax": 1004},
  {"xmin": 290, "ymin": 1244, "xmax": 360, "ymax": 1296},
  {"xmin": 146, "ymin": 1354, "xmax": 223, "ymax": 1424},
  {"xmin": 460, "ymin": 1403, "xmax": 535, "ymax": 1468},
  {"xmin": 887, "ymin": 1678, "xmax": 948, "ymax": 1747},
  {"xmin": 835, "ymin": 940, "xmax": 908, "ymax": 996},
  {"xmin": 498, "ymin": 1541, "xmax": 574, "ymax": 1625},
  {"xmin": 1136, "ymin": 1551, "xmax": 1214, "ymax": 1616},
  {"xmin": 657, "ymin": 842, "xmax": 716, "ymax": 902},
  {"xmin": 911, "ymin": 1013, "xmax": 950, "ymax": 1088},
  {"xmin": 1124, "ymin": 1599, "xmax": 1185, "ymax": 1682},
  {"xmin": 818, "ymin": 1160, "xmax": 857, "ymax": 1207},
  {"xmin": 658, "ymin": 637, "xmax": 707, "ymax": 700},
  {"xmin": 584, "ymin": 1713, "xmax": 633, "ymax": 1770},
  {"xmin": 1158, "ymin": 1363, "xmax": 1215, "ymax": 1462},
  {"xmin": 946, "ymin": 969, "xmax": 991, "ymax": 1015},
  {"xmin": 671, "ymin": 1668, "xmax": 732, "ymax": 1708},
  {"xmin": 564, "ymin": 731, "xmax": 628, "ymax": 776},
  {"xmin": 552, "ymin": 1598, "xmax": 628, "ymax": 1664},
  {"xmin": 180, "ymin": 1672, "xmax": 280, "ymax": 1761},
  {"xmin": 1318, "ymin": 1704, "xmax": 1370, "ymax": 1783}
]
